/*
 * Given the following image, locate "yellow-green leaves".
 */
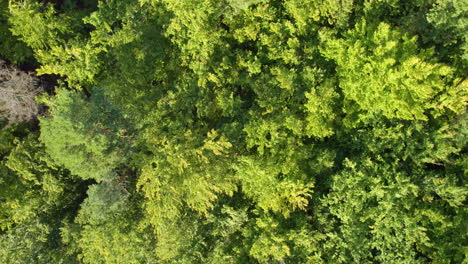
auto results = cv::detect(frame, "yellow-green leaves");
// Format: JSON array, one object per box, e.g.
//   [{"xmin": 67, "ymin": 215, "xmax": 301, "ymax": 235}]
[
  {"xmin": 8, "ymin": 1, "xmax": 74, "ymax": 50},
  {"xmin": 321, "ymin": 21, "xmax": 459, "ymax": 123},
  {"xmin": 234, "ymin": 155, "xmax": 313, "ymax": 217},
  {"xmin": 1, "ymin": 0, "xmax": 467, "ymax": 263},
  {"xmin": 284, "ymin": 0, "xmax": 354, "ymax": 33},
  {"xmin": 304, "ymin": 78, "xmax": 340, "ymax": 138},
  {"xmin": 203, "ymin": 129, "xmax": 233, "ymax": 156}
]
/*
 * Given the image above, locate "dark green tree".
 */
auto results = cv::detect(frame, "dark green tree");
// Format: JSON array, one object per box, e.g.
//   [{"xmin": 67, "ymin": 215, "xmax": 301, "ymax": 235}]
[{"xmin": 39, "ymin": 87, "xmax": 132, "ymax": 181}]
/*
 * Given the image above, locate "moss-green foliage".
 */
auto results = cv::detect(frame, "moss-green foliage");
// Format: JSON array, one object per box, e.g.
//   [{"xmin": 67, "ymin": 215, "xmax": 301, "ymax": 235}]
[
  {"xmin": 427, "ymin": 0, "xmax": 468, "ymax": 70},
  {"xmin": 0, "ymin": 0, "xmax": 466, "ymax": 263}
]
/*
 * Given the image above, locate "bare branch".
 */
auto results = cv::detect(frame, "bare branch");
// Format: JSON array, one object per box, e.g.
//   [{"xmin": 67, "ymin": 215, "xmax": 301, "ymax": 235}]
[{"xmin": 0, "ymin": 60, "xmax": 44, "ymax": 126}]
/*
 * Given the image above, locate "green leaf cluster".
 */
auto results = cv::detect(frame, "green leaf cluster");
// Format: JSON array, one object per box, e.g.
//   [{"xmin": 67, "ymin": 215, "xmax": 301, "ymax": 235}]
[{"xmin": 0, "ymin": 0, "xmax": 466, "ymax": 263}]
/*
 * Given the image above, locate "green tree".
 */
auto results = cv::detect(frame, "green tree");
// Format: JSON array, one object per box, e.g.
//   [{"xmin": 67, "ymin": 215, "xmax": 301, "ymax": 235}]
[
  {"xmin": 0, "ymin": 0, "xmax": 32, "ymax": 64},
  {"xmin": 0, "ymin": 0, "xmax": 466, "ymax": 263},
  {"xmin": 320, "ymin": 21, "xmax": 464, "ymax": 125},
  {"xmin": 39, "ymin": 87, "xmax": 132, "ymax": 181},
  {"xmin": 0, "ymin": 128, "xmax": 83, "ymax": 263}
]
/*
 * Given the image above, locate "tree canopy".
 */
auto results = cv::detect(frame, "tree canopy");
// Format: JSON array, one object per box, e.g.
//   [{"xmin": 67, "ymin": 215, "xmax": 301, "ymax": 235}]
[{"xmin": 0, "ymin": 0, "xmax": 466, "ymax": 263}]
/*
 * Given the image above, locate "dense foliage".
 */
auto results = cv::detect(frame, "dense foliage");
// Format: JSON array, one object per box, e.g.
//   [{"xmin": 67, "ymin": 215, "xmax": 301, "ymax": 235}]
[{"xmin": 0, "ymin": 0, "xmax": 466, "ymax": 263}]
